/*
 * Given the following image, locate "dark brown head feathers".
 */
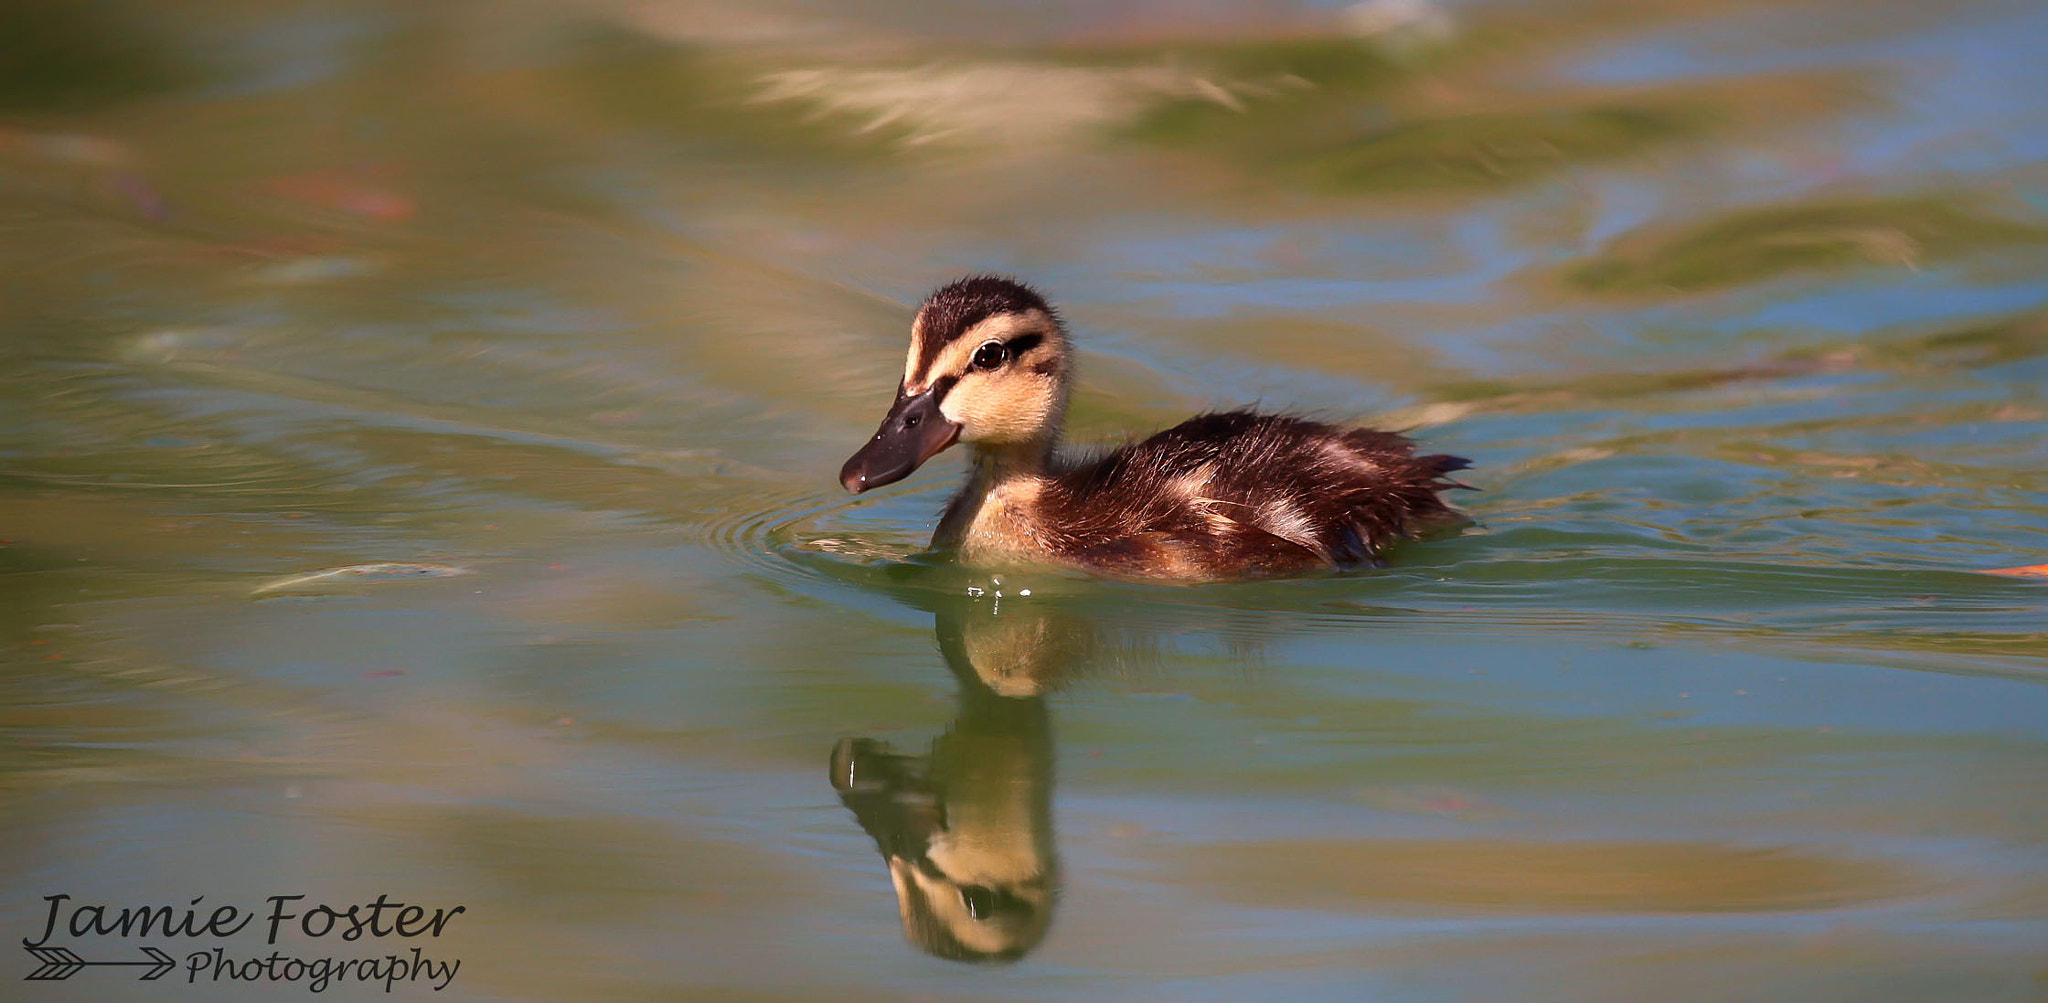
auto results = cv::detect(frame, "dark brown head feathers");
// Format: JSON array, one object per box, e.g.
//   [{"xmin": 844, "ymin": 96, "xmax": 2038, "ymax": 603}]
[{"xmin": 919, "ymin": 275, "xmax": 1052, "ymax": 339}]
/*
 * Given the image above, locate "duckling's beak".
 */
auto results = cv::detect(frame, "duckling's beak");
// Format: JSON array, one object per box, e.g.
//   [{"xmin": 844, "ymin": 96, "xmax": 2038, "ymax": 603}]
[{"xmin": 841, "ymin": 387, "xmax": 962, "ymax": 493}]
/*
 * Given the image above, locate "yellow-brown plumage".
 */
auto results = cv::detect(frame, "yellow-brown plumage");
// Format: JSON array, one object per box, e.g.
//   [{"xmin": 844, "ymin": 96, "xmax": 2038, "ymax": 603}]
[{"xmin": 841, "ymin": 276, "xmax": 1471, "ymax": 582}]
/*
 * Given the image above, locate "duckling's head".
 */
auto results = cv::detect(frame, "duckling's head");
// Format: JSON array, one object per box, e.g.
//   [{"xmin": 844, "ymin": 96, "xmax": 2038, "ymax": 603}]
[{"xmin": 841, "ymin": 275, "xmax": 1071, "ymax": 493}]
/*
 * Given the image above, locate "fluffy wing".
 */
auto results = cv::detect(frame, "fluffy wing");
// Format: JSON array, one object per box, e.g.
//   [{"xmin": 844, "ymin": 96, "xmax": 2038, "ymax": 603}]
[{"xmin": 1042, "ymin": 410, "xmax": 1469, "ymax": 578}]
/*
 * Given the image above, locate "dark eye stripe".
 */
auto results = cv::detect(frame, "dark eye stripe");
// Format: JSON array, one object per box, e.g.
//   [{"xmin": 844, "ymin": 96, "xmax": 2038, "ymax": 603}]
[{"xmin": 1004, "ymin": 332, "xmax": 1043, "ymax": 358}]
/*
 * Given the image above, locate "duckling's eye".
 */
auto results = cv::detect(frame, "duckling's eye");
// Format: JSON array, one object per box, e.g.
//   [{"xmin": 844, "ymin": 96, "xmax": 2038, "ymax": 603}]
[
  {"xmin": 959, "ymin": 885, "xmax": 995, "ymax": 920},
  {"xmin": 971, "ymin": 341, "xmax": 1008, "ymax": 371}
]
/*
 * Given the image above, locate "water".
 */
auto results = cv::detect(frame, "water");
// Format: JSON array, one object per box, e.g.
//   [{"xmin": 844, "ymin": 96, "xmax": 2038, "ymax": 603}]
[{"xmin": 3, "ymin": 0, "xmax": 2045, "ymax": 999}]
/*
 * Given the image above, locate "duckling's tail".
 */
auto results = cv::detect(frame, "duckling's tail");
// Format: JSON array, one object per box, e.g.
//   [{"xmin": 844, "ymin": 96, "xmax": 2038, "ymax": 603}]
[{"xmin": 1422, "ymin": 453, "xmax": 1477, "ymax": 490}]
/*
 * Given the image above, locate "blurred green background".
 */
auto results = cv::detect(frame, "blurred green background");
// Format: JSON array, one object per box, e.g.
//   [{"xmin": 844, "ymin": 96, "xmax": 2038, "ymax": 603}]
[{"xmin": 2, "ymin": 0, "xmax": 2045, "ymax": 999}]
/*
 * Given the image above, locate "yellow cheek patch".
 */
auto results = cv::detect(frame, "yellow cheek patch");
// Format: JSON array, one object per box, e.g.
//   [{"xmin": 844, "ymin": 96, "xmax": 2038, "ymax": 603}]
[{"xmin": 942, "ymin": 372, "xmax": 1063, "ymax": 443}]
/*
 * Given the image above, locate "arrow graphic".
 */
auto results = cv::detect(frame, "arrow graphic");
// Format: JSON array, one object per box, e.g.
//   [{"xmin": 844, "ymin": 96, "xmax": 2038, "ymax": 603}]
[{"xmin": 23, "ymin": 945, "xmax": 177, "ymax": 981}]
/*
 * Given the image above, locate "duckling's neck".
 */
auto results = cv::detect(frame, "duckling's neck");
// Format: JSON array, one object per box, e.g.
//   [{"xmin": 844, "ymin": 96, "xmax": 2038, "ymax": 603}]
[
  {"xmin": 972, "ymin": 437, "xmax": 1057, "ymax": 481},
  {"xmin": 933, "ymin": 437, "xmax": 1057, "ymax": 553}
]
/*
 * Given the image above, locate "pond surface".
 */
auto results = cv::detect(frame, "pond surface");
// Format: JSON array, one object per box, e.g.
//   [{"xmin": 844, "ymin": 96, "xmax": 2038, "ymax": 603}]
[{"xmin": 3, "ymin": 0, "xmax": 2046, "ymax": 999}]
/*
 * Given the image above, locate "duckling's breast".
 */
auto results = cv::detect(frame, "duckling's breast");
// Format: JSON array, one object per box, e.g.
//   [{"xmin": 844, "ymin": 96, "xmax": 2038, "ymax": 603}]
[{"xmin": 955, "ymin": 476, "xmax": 1053, "ymax": 564}]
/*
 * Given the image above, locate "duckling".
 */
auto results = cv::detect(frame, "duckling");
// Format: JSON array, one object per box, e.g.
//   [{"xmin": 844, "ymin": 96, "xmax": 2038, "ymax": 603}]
[{"xmin": 840, "ymin": 275, "xmax": 1471, "ymax": 581}]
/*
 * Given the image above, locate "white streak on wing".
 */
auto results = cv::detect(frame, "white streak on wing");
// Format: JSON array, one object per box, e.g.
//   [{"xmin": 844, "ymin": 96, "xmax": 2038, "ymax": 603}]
[
  {"xmin": 1172, "ymin": 463, "xmax": 1240, "ymax": 533},
  {"xmin": 1323, "ymin": 439, "xmax": 1378, "ymax": 475},
  {"xmin": 1187, "ymin": 498, "xmax": 1238, "ymax": 533},
  {"xmin": 1170, "ymin": 462, "xmax": 1216, "ymax": 500},
  {"xmin": 1255, "ymin": 499, "xmax": 1320, "ymax": 552}
]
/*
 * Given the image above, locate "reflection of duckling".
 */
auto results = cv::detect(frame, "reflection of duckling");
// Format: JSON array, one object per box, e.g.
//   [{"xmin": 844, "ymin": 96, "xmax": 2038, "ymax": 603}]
[
  {"xmin": 828, "ymin": 605, "xmax": 1060, "ymax": 963},
  {"xmin": 840, "ymin": 275, "xmax": 1472, "ymax": 581}
]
